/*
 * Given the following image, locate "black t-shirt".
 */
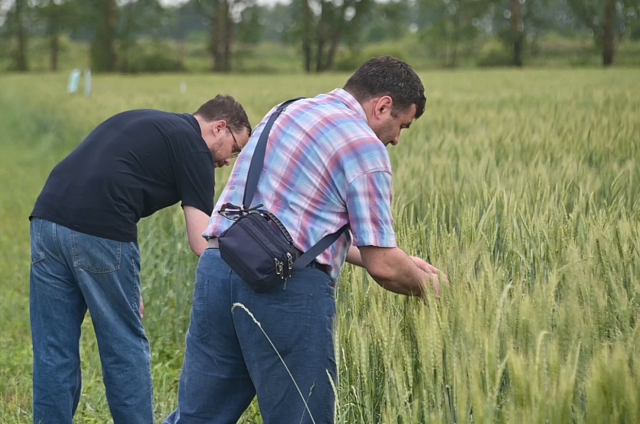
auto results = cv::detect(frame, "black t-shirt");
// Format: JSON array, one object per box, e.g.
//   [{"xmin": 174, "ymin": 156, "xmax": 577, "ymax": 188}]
[{"xmin": 30, "ymin": 109, "xmax": 215, "ymax": 242}]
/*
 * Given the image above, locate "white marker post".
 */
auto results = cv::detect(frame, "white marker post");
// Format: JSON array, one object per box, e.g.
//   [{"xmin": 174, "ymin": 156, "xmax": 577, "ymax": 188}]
[{"xmin": 68, "ymin": 69, "xmax": 81, "ymax": 94}]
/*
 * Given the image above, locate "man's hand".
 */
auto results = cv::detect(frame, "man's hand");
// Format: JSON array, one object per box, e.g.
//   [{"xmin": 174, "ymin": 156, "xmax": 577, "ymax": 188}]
[
  {"xmin": 409, "ymin": 256, "xmax": 449, "ymax": 299},
  {"xmin": 410, "ymin": 256, "xmax": 439, "ymax": 274},
  {"xmin": 140, "ymin": 297, "xmax": 145, "ymax": 318}
]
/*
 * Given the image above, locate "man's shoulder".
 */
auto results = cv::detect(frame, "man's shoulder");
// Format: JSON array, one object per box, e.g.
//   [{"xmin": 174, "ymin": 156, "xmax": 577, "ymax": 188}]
[
  {"xmin": 279, "ymin": 92, "xmax": 390, "ymax": 174},
  {"xmin": 105, "ymin": 109, "xmax": 198, "ymax": 133},
  {"xmin": 117, "ymin": 109, "xmax": 203, "ymax": 148}
]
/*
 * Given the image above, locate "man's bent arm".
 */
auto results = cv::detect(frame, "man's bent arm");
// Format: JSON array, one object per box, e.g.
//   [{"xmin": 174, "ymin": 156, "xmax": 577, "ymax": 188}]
[
  {"xmin": 346, "ymin": 245, "xmax": 364, "ymax": 267},
  {"xmin": 183, "ymin": 206, "xmax": 210, "ymax": 257}
]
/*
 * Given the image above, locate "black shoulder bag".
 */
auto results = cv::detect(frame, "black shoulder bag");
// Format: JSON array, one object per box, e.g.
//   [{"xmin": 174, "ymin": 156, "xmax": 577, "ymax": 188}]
[{"xmin": 217, "ymin": 98, "xmax": 348, "ymax": 293}]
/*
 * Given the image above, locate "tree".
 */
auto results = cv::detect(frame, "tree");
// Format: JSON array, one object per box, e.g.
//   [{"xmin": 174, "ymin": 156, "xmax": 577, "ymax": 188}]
[
  {"xmin": 236, "ymin": 4, "xmax": 264, "ymax": 45},
  {"xmin": 486, "ymin": 0, "xmax": 550, "ymax": 67},
  {"xmin": 3, "ymin": 0, "xmax": 29, "ymax": 71},
  {"xmin": 419, "ymin": 0, "xmax": 490, "ymax": 68},
  {"xmin": 35, "ymin": 0, "xmax": 79, "ymax": 71},
  {"xmin": 509, "ymin": 0, "xmax": 524, "ymax": 66},
  {"xmin": 362, "ymin": 0, "xmax": 410, "ymax": 43},
  {"xmin": 290, "ymin": 0, "xmax": 374, "ymax": 72},
  {"xmin": 118, "ymin": 0, "xmax": 166, "ymax": 72},
  {"xmin": 89, "ymin": 0, "xmax": 118, "ymax": 72},
  {"xmin": 197, "ymin": 0, "xmax": 247, "ymax": 72},
  {"xmin": 566, "ymin": 0, "xmax": 639, "ymax": 66}
]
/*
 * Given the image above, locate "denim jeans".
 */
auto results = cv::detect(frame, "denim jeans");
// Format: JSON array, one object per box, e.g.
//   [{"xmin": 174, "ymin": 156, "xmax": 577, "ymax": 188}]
[
  {"xmin": 164, "ymin": 248, "xmax": 338, "ymax": 424},
  {"xmin": 29, "ymin": 218, "xmax": 153, "ymax": 424}
]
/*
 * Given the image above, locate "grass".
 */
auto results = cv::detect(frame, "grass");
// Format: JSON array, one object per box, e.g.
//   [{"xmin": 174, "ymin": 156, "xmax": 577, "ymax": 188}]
[{"xmin": 0, "ymin": 68, "xmax": 639, "ymax": 423}]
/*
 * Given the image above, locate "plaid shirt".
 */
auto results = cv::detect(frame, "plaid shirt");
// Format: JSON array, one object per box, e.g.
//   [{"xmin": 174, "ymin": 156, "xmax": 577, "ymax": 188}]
[{"xmin": 203, "ymin": 89, "xmax": 397, "ymax": 281}]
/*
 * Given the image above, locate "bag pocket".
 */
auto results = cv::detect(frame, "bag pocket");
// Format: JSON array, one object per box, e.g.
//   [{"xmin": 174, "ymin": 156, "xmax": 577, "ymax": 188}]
[{"xmin": 219, "ymin": 214, "xmax": 294, "ymax": 293}]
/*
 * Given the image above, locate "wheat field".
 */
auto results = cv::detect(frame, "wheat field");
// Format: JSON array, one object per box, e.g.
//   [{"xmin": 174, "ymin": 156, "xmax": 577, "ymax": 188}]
[{"xmin": 0, "ymin": 69, "xmax": 638, "ymax": 423}]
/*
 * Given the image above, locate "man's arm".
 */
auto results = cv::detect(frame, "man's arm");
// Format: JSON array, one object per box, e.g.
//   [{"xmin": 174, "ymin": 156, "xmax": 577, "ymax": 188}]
[
  {"xmin": 341, "ymin": 161, "xmax": 446, "ymax": 298},
  {"xmin": 183, "ymin": 206, "xmax": 210, "ymax": 257},
  {"xmin": 358, "ymin": 246, "xmax": 442, "ymax": 298},
  {"xmin": 347, "ymin": 245, "xmax": 443, "ymax": 287},
  {"xmin": 346, "ymin": 245, "xmax": 364, "ymax": 267},
  {"xmin": 140, "ymin": 207, "xmax": 208, "ymax": 317}
]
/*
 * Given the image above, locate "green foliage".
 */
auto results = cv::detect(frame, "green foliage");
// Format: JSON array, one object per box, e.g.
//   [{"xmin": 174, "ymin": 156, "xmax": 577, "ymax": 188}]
[
  {"xmin": 237, "ymin": 5, "xmax": 265, "ymax": 45},
  {"xmin": 124, "ymin": 51, "xmax": 183, "ymax": 73},
  {"xmin": 335, "ymin": 43, "xmax": 409, "ymax": 72},
  {"xmin": 476, "ymin": 39, "xmax": 513, "ymax": 67}
]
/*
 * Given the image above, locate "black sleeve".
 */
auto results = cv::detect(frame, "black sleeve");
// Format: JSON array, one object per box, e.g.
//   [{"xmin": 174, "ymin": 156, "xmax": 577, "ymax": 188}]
[{"xmin": 176, "ymin": 151, "xmax": 215, "ymax": 216}]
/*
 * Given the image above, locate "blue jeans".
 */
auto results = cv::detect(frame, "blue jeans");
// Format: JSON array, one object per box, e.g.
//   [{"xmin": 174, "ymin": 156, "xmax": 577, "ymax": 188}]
[
  {"xmin": 164, "ymin": 248, "xmax": 338, "ymax": 424},
  {"xmin": 29, "ymin": 218, "xmax": 153, "ymax": 424}
]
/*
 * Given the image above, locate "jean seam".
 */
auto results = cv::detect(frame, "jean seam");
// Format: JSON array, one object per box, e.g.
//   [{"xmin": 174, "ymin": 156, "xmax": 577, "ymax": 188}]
[
  {"xmin": 52, "ymin": 221, "xmax": 62, "ymax": 257},
  {"xmin": 193, "ymin": 277, "xmax": 211, "ymax": 341},
  {"xmin": 31, "ymin": 219, "xmax": 46, "ymax": 264},
  {"xmin": 132, "ymin": 254, "xmax": 139, "ymax": 316},
  {"xmin": 71, "ymin": 366, "xmax": 81, "ymax": 415},
  {"xmin": 276, "ymin": 277, "xmax": 314, "ymax": 353}
]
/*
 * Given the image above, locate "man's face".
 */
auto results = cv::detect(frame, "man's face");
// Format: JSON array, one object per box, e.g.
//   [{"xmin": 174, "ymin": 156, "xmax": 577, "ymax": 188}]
[
  {"xmin": 212, "ymin": 124, "xmax": 250, "ymax": 168},
  {"xmin": 367, "ymin": 97, "xmax": 417, "ymax": 146}
]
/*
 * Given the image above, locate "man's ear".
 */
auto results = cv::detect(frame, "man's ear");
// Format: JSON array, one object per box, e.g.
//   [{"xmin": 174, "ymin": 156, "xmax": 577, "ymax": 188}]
[
  {"xmin": 211, "ymin": 119, "xmax": 228, "ymax": 136},
  {"xmin": 373, "ymin": 96, "xmax": 394, "ymax": 119}
]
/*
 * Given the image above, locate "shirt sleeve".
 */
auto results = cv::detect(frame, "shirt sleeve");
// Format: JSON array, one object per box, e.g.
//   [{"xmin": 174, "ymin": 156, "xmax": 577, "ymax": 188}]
[
  {"xmin": 345, "ymin": 170, "xmax": 397, "ymax": 247},
  {"xmin": 176, "ymin": 151, "xmax": 215, "ymax": 216}
]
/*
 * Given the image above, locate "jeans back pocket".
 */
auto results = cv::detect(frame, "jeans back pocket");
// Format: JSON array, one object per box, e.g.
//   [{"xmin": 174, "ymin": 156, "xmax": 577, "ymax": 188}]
[{"xmin": 71, "ymin": 231, "xmax": 122, "ymax": 273}]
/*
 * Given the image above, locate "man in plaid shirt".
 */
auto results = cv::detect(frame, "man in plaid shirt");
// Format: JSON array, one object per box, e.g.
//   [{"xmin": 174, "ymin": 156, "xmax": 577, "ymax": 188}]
[{"xmin": 165, "ymin": 56, "xmax": 445, "ymax": 424}]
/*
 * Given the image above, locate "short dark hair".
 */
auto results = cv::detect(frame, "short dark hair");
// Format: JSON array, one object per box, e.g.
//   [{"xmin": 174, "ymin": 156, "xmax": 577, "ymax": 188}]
[
  {"xmin": 194, "ymin": 95, "xmax": 252, "ymax": 136},
  {"xmin": 343, "ymin": 56, "xmax": 426, "ymax": 119}
]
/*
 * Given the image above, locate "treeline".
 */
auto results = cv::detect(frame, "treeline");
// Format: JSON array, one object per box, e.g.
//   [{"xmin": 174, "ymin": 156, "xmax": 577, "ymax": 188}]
[{"xmin": 0, "ymin": 0, "xmax": 639, "ymax": 73}]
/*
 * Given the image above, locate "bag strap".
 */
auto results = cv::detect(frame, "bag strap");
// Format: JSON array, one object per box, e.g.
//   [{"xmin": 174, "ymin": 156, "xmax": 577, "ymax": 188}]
[
  {"xmin": 293, "ymin": 224, "xmax": 348, "ymax": 269},
  {"xmin": 241, "ymin": 97, "xmax": 349, "ymax": 269},
  {"xmin": 243, "ymin": 97, "xmax": 304, "ymax": 209}
]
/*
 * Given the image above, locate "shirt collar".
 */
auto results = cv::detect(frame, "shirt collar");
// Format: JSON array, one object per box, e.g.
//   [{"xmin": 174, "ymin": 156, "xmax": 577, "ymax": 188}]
[{"xmin": 327, "ymin": 88, "xmax": 367, "ymax": 122}]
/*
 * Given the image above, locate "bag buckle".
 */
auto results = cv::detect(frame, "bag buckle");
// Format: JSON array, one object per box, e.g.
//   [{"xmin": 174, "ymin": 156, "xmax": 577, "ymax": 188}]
[
  {"xmin": 274, "ymin": 258, "xmax": 284, "ymax": 280},
  {"xmin": 218, "ymin": 203, "xmax": 264, "ymax": 221},
  {"xmin": 286, "ymin": 253, "xmax": 293, "ymax": 279}
]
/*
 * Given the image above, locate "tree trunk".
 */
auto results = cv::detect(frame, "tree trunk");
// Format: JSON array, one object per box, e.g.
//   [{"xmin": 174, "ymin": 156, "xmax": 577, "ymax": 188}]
[
  {"xmin": 90, "ymin": 0, "xmax": 118, "ymax": 72},
  {"xmin": 302, "ymin": 0, "xmax": 313, "ymax": 72},
  {"xmin": 176, "ymin": 10, "xmax": 185, "ymax": 71},
  {"xmin": 450, "ymin": 12, "xmax": 459, "ymax": 68},
  {"xmin": 118, "ymin": 5, "xmax": 134, "ymax": 72},
  {"xmin": 49, "ymin": 12, "xmax": 59, "ymax": 71},
  {"xmin": 211, "ymin": 0, "xmax": 224, "ymax": 72},
  {"xmin": 602, "ymin": 0, "xmax": 615, "ymax": 66},
  {"xmin": 511, "ymin": 0, "xmax": 524, "ymax": 67},
  {"xmin": 223, "ymin": 1, "xmax": 233, "ymax": 72},
  {"xmin": 315, "ymin": 38, "xmax": 325, "ymax": 72},
  {"xmin": 315, "ymin": 2, "xmax": 329, "ymax": 72},
  {"xmin": 441, "ymin": 44, "xmax": 448, "ymax": 68},
  {"xmin": 325, "ymin": 2, "xmax": 349, "ymax": 71},
  {"xmin": 14, "ymin": 0, "xmax": 29, "ymax": 72}
]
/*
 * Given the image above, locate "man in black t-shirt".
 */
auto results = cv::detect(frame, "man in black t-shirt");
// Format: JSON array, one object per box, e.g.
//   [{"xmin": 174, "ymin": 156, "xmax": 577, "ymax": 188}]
[{"xmin": 28, "ymin": 95, "xmax": 251, "ymax": 424}]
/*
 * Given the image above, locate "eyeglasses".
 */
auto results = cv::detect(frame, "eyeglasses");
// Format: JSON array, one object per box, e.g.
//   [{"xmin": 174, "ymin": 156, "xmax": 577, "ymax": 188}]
[{"xmin": 229, "ymin": 129, "xmax": 241, "ymax": 158}]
